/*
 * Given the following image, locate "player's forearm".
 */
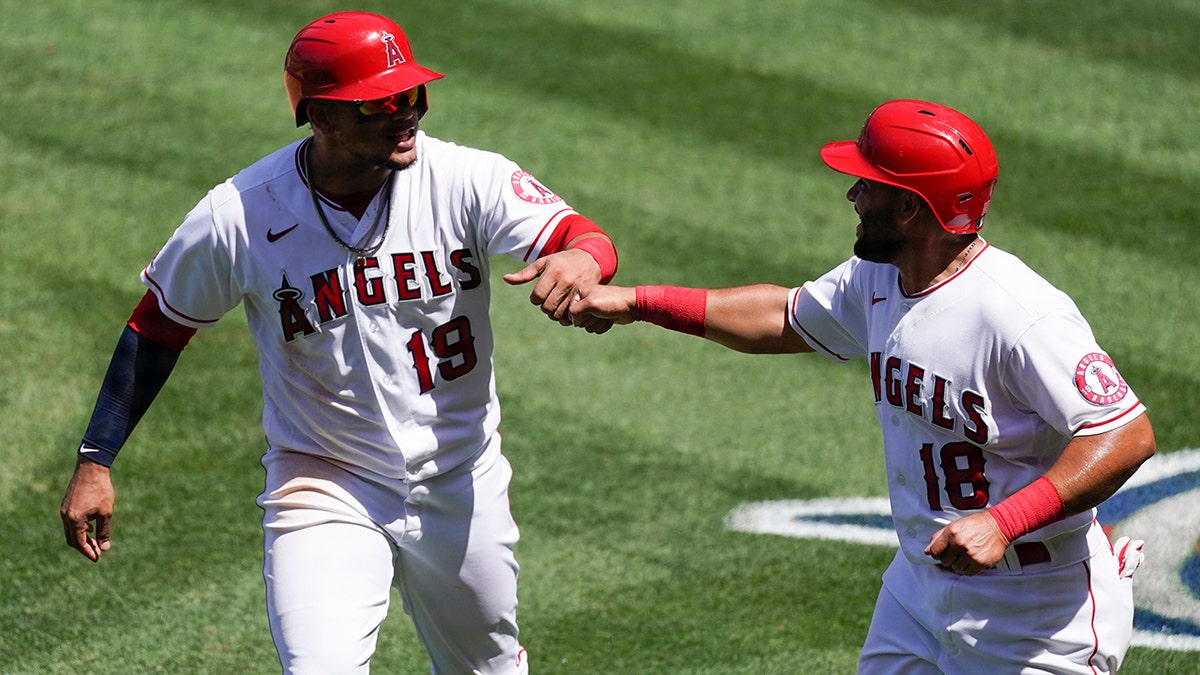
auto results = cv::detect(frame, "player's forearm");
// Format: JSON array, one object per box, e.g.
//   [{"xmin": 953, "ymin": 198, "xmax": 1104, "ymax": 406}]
[
  {"xmin": 78, "ymin": 325, "xmax": 183, "ymax": 466},
  {"xmin": 704, "ymin": 285, "xmax": 810, "ymax": 354},
  {"xmin": 988, "ymin": 414, "xmax": 1155, "ymax": 542},
  {"xmin": 1045, "ymin": 413, "xmax": 1156, "ymax": 515},
  {"xmin": 539, "ymin": 214, "xmax": 618, "ymax": 284},
  {"xmin": 635, "ymin": 284, "xmax": 811, "ymax": 354}
]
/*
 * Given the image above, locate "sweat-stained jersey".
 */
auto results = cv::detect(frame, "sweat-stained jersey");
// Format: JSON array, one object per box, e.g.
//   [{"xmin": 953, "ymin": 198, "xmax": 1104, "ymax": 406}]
[
  {"xmin": 787, "ymin": 240, "xmax": 1145, "ymax": 566},
  {"xmin": 142, "ymin": 132, "xmax": 579, "ymax": 481}
]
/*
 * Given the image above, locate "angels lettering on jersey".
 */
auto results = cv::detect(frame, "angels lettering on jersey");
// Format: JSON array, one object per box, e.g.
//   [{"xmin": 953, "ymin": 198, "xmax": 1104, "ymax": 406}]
[
  {"xmin": 871, "ymin": 352, "xmax": 990, "ymax": 441},
  {"xmin": 273, "ymin": 248, "xmax": 482, "ymax": 343}
]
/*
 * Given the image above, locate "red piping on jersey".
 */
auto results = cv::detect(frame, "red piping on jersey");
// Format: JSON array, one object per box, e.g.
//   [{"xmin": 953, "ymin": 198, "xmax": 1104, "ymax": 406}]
[
  {"xmin": 522, "ymin": 208, "xmax": 577, "ymax": 262},
  {"xmin": 902, "ymin": 240, "xmax": 990, "ymax": 299},
  {"xmin": 1084, "ymin": 559, "xmax": 1102, "ymax": 673},
  {"xmin": 141, "ymin": 272, "xmax": 220, "ymax": 326},
  {"xmin": 294, "ymin": 140, "xmax": 312, "ymax": 192},
  {"xmin": 790, "ymin": 288, "xmax": 851, "ymax": 361},
  {"xmin": 1077, "ymin": 401, "xmax": 1143, "ymax": 431}
]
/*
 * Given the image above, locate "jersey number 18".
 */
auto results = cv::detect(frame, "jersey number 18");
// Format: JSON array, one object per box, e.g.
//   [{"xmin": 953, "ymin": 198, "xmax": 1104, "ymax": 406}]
[{"xmin": 918, "ymin": 441, "xmax": 990, "ymax": 511}]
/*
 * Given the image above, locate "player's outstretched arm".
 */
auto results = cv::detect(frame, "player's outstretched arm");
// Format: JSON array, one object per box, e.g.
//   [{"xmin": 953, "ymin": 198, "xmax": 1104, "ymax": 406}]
[
  {"xmin": 705, "ymin": 285, "xmax": 814, "ymax": 354},
  {"xmin": 571, "ymin": 284, "xmax": 814, "ymax": 354}
]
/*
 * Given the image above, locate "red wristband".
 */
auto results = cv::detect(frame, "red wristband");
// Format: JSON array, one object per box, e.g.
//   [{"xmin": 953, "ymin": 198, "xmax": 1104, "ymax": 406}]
[
  {"xmin": 570, "ymin": 236, "xmax": 618, "ymax": 284},
  {"xmin": 987, "ymin": 476, "xmax": 1065, "ymax": 543},
  {"xmin": 635, "ymin": 286, "xmax": 707, "ymax": 336}
]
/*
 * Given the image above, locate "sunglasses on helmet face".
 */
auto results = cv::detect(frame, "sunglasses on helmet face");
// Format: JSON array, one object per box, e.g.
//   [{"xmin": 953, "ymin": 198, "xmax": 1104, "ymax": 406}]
[{"xmin": 356, "ymin": 87, "xmax": 420, "ymax": 116}]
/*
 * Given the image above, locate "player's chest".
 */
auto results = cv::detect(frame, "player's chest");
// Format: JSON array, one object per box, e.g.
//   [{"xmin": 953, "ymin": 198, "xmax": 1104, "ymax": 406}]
[
  {"xmin": 864, "ymin": 296, "xmax": 1001, "ymax": 437},
  {"xmin": 246, "ymin": 195, "xmax": 484, "ymax": 294}
]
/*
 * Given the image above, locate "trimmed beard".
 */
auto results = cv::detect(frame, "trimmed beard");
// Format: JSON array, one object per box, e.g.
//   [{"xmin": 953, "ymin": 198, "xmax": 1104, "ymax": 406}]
[
  {"xmin": 378, "ymin": 153, "xmax": 418, "ymax": 172},
  {"xmin": 853, "ymin": 206, "xmax": 905, "ymax": 264}
]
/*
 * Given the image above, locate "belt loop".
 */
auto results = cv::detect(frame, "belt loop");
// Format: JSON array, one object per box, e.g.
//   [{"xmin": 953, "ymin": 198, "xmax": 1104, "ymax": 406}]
[{"xmin": 992, "ymin": 546, "xmax": 1023, "ymax": 574}]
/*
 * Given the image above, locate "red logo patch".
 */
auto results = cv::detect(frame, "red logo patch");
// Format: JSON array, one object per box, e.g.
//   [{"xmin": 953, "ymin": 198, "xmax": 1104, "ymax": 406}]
[
  {"xmin": 511, "ymin": 171, "xmax": 562, "ymax": 205},
  {"xmin": 1074, "ymin": 352, "xmax": 1128, "ymax": 405}
]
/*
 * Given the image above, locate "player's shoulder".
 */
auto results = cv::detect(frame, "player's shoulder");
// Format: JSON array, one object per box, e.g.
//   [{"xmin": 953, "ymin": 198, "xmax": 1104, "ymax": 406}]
[
  {"xmin": 208, "ymin": 140, "xmax": 306, "ymax": 208},
  {"xmin": 175, "ymin": 140, "xmax": 306, "ymax": 245},
  {"xmin": 972, "ymin": 244, "xmax": 1079, "ymax": 318},
  {"xmin": 418, "ymin": 132, "xmax": 510, "ymax": 165},
  {"xmin": 836, "ymin": 256, "xmax": 897, "ymax": 290}
]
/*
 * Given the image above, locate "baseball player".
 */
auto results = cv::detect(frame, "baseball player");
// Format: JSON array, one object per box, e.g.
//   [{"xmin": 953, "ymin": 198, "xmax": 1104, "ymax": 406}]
[
  {"xmin": 59, "ymin": 12, "xmax": 618, "ymax": 674},
  {"xmin": 569, "ymin": 100, "xmax": 1156, "ymax": 673}
]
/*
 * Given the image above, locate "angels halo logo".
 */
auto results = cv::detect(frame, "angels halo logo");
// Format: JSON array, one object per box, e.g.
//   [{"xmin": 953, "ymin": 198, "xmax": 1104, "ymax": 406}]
[
  {"xmin": 510, "ymin": 171, "xmax": 562, "ymax": 205},
  {"xmin": 1075, "ymin": 352, "xmax": 1129, "ymax": 405},
  {"xmin": 725, "ymin": 448, "xmax": 1200, "ymax": 652}
]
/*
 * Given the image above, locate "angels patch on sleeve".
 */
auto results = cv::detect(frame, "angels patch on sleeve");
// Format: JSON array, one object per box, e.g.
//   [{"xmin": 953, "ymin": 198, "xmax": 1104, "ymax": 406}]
[
  {"xmin": 1075, "ymin": 352, "xmax": 1129, "ymax": 405},
  {"xmin": 510, "ymin": 171, "xmax": 563, "ymax": 205}
]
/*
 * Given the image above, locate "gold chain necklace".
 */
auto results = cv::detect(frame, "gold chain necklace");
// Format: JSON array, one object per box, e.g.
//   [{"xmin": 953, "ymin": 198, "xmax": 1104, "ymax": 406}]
[{"xmin": 952, "ymin": 238, "xmax": 980, "ymax": 275}]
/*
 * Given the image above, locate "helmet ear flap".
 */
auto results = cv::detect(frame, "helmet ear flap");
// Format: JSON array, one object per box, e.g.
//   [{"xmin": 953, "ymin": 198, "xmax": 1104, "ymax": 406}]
[
  {"xmin": 415, "ymin": 84, "xmax": 430, "ymax": 120},
  {"xmin": 285, "ymin": 71, "xmax": 308, "ymax": 126}
]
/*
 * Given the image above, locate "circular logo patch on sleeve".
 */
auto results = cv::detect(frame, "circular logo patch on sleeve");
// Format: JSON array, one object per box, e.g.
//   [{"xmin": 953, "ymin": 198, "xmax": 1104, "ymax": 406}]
[
  {"xmin": 1075, "ymin": 352, "xmax": 1129, "ymax": 405},
  {"xmin": 511, "ymin": 171, "xmax": 563, "ymax": 205}
]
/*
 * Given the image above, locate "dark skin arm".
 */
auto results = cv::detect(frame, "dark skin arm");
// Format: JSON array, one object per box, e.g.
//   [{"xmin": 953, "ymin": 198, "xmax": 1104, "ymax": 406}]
[{"xmin": 60, "ymin": 317, "xmax": 186, "ymax": 562}]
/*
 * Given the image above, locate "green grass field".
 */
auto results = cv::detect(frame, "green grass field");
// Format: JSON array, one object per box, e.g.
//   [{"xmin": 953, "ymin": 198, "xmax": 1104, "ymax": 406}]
[{"xmin": 3, "ymin": 1, "xmax": 1199, "ymax": 672}]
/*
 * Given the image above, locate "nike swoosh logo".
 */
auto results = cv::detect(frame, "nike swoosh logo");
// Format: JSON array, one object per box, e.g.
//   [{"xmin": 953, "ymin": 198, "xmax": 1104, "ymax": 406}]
[
  {"xmin": 79, "ymin": 445, "xmax": 101, "ymax": 454},
  {"xmin": 267, "ymin": 224, "xmax": 300, "ymax": 243},
  {"xmin": 871, "ymin": 294, "xmax": 886, "ymax": 306}
]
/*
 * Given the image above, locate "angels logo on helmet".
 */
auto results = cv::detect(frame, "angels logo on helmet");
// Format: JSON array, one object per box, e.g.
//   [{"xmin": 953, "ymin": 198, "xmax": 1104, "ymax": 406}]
[{"xmin": 381, "ymin": 31, "xmax": 406, "ymax": 68}]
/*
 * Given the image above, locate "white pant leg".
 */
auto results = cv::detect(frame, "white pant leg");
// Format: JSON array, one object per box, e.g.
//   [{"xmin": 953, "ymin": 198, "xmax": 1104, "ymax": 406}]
[
  {"xmin": 259, "ymin": 453, "xmax": 398, "ymax": 675},
  {"xmin": 944, "ymin": 548, "xmax": 1133, "ymax": 674},
  {"xmin": 862, "ymin": 530, "xmax": 1133, "ymax": 675},
  {"xmin": 858, "ymin": 551, "xmax": 947, "ymax": 675},
  {"xmin": 392, "ymin": 449, "xmax": 527, "ymax": 675}
]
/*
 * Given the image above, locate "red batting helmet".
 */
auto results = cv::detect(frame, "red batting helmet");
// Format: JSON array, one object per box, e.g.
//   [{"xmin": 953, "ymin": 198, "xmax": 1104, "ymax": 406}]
[
  {"xmin": 820, "ymin": 100, "xmax": 999, "ymax": 234},
  {"xmin": 284, "ymin": 12, "xmax": 444, "ymax": 127}
]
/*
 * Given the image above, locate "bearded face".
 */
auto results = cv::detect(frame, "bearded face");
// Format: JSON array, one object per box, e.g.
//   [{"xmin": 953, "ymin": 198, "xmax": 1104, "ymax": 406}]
[{"xmin": 853, "ymin": 204, "xmax": 907, "ymax": 264}]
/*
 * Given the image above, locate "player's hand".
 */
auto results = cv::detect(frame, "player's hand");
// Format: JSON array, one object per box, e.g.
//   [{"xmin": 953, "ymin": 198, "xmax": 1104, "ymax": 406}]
[
  {"xmin": 569, "ymin": 285, "xmax": 638, "ymax": 326},
  {"xmin": 924, "ymin": 512, "xmax": 1009, "ymax": 575},
  {"xmin": 503, "ymin": 248, "xmax": 606, "ymax": 327},
  {"xmin": 60, "ymin": 456, "xmax": 115, "ymax": 562}
]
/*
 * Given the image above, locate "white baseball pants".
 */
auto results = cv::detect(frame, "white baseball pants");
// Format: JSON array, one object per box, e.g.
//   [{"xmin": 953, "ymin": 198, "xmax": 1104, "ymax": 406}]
[
  {"xmin": 257, "ymin": 442, "xmax": 527, "ymax": 674},
  {"xmin": 858, "ymin": 523, "xmax": 1133, "ymax": 674}
]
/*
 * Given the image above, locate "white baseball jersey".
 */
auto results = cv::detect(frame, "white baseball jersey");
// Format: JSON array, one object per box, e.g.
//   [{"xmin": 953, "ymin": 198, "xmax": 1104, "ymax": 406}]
[
  {"xmin": 787, "ymin": 240, "xmax": 1145, "ymax": 566},
  {"xmin": 142, "ymin": 131, "xmax": 578, "ymax": 482}
]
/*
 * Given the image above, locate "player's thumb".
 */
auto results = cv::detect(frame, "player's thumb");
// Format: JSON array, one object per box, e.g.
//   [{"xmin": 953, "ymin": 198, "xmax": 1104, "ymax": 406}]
[
  {"xmin": 923, "ymin": 528, "xmax": 947, "ymax": 557},
  {"xmin": 502, "ymin": 261, "xmax": 543, "ymax": 286}
]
